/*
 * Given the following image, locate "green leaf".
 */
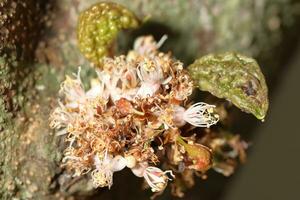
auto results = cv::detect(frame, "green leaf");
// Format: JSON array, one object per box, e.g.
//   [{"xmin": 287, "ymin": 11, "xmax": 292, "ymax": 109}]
[
  {"xmin": 77, "ymin": 2, "xmax": 139, "ymax": 66},
  {"xmin": 188, "ymin": 52, "xmax": 269, "ymax": 120}
]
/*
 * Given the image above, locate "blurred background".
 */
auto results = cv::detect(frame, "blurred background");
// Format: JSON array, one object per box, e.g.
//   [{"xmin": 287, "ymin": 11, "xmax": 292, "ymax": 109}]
[
  {"xmin": 223, "ymin": 43, "xmax": 300, "ymax": 200},
  {"xmin": 1, "ymin": 0, "xmax": 300, "ymax": 200}
]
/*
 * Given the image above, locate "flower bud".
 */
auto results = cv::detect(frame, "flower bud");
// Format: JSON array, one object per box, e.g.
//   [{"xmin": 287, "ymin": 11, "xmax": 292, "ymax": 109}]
[{"xmin": 177, "ymin": 136, "xmax": 212, "ymax": 172}]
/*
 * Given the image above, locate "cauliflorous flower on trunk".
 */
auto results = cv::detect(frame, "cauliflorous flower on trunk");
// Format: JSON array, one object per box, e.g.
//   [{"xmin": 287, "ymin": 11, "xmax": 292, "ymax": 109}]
[
  {"xmin": 136, "ymin": 62, "xmax": 171, "ymax": 98},
  {"xmin": 172, "ymin": 103, "xmax": 219, "ymax": 128},
  {"xmin": 143, "ymin": 167, "xmax": 175, "ymax": 192},
  {"xmin": 133, "ymin": 35, "xmax": 168, "ymax": 55},
  {"xmin": 130, "ymin": 162, "xmax": 175, "ymax": 192},
  {"xmin": 50, "ymin": 35, "xmax": 219, "ymax": 194},
  {"xmin": 60, "ymin": 70, "xmax": 85, "ymax": 109},
  {"xmin": 91, "ymin": 153, "xmax": 127, "ymax": 188}
]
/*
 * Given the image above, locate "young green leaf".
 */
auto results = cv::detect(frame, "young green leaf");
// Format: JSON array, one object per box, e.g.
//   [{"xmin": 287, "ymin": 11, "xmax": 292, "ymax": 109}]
[
  {"xmin": 188, "ymin": 52, "xmax": 269, "ymax": 120},
  {"xmin": 77, "ymin": 2, "xmax": 139, "ymax": 66}
]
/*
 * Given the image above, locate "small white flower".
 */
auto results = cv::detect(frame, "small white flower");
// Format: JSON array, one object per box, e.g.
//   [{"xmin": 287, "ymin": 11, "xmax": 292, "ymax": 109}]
[
  {"xmin": 97, "ymin": 70, "xmax": 122, "ymax": 102},
  {"xmin": 131, "ymin": 162, "xmax": 148, "ymax": 177},
  {"xmin": 97, "ymin": 69, "xmax": 137, "ymax": 102},
  {"xmin": 119, "ymin": 68, "xmax": 139, "ymax": 100},
  {"xmin": 124, "ymin": 155, "xmax": 137, "ymax": 168},
  {"xmin": 49, "ymin": 102, "xmax": 78, "ymax": 136},
  {"xmin": 136, "ymin": 62, "xmax": 171, "ymax": 98},
  {"xmin": 143, "ymin": 167, "xmax": 175, "ymax": 192},
  {"xmin": 49, "ymin": 103, "xmax": 70, "ymax": 129},
  {"xmin": 173, "ymin": 103, "xmax": 219, "ymax": 128},
  {"xmin": 85, "ymin": 78, "xmax": 106, "ymax": 99},
  {"xmin": 121, "ymin": 68, "xmax": 139, "ymax": 89},
  {"xmin": 60, "ymin": 68, "xmax": 86, "ymax": 109},
  {"xmin": 133, "ymin": 35, "xmax": 168, "ymax": 55},
  {"xmin": 131, "ymin": 164, "xmax": 175, "ymax": 192},
  {"xmin": 91, "ymin": 152, "xmax": 127, "ymax": 188}
]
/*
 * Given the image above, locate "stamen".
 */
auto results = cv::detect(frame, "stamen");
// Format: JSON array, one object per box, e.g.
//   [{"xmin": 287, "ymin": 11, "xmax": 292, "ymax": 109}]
[
  {"xmin": 91, "ymin": 168, "xmax": 113, "ymax": 188},
  {"xmin": 156, "ymin": 35, "xmax": 168, "ymax": 49},
  {"xmin": 183, "ymin": 102, "xmax": 219, "ymax": 128},
  {"xmin": 143, "ymin": 167, "xmax": 175, "ymax": 192},
  {"xmin": 91, "ymin": 153, "xmax": 127, "ymax": 189}
]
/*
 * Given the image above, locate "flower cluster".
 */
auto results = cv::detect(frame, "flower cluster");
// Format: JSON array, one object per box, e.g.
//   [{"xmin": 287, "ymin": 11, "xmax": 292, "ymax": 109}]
[{"xmin": 50, "ymin": 36, "xmax": 219, "ymax": 195}]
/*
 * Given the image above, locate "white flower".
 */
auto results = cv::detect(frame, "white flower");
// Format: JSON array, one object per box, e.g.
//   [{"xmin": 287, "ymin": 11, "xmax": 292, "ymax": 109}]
[
  {"xmin": 119, "ymin": 68, "xmax": 139, "ymax": 100},
  {"xmin": 133, "ymin": 35, "xmax": 168, "ymax": 55},
  {"xmin": 49, "ymin": 102, "xmax": 79, "ymax": 136},
  {"xmin": 131, "ymin": 162, "xmax": 149, "ymax": 177},
  {"xmin": 91, "ymin": 152, "xmax": 127, "ymax": 188},
  {"xmin": 172, "ymin": 103, "xmax": 219, "ymax": 128},
  {"xmin": 131, "ymin": 164, "xmax": 175, "ymax": 192},
  {"xmin": 143, "ymin": 167, "xmax": 174, "ymax": 192},
  {"xmin": 85, "ymin": 78, "xmax": 106, "ymax": 99},
  {"xmin": 59, "ymin": 68, "xmax": 86, "ymax": 109},
  {"xmin": 49, "ymin": 102, "xmax": 71, "ymax": 129},
  {"xmin": 124, "ymin": 155, "xmax": 137, "ymax": 168},
  {"xmin": 97, "ymin": 68, "xmax": 137, "ymax": 102},
  {"xmin": 60, "ymin": 67, "xmax": 109, "ymax": 109},
  {"xmin": 96, "ymin": 70, "xmax": 122, "ymax": 102},
  {"xmin": 136, "ymin": 62, "xmax": 171, "ymax": 98}
]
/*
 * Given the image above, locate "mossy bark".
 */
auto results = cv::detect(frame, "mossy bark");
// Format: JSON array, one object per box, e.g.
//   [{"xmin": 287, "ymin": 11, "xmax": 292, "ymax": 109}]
[{"xmin": 0, "ymin": 0, "xmax": 299, "ymax": 199}]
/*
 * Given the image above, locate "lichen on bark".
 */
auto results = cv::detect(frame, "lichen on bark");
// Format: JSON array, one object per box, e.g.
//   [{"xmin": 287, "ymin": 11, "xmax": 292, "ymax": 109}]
[{"xmin": 0, "ymin": 1, "xmax": 61, "ymax": 199}]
